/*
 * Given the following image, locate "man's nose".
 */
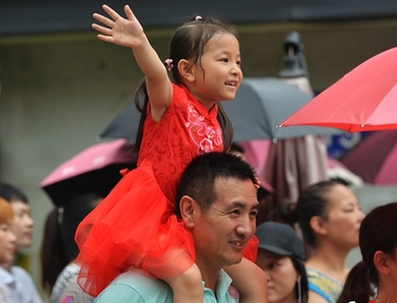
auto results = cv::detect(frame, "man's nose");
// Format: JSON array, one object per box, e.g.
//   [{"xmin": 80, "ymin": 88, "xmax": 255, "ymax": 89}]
[{"xmin": 236, "ymin": 216, "xmax": 255, "ymax": 238}]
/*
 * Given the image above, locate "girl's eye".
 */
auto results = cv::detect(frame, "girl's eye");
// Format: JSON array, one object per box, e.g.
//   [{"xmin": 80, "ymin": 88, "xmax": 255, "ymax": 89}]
[
  {"xmin": 221, "ymin": 58, "xmax": 229, "ymax": 63},
  {"xmin": 236, "ymin": 60, "xmax": 241, "ymax": 66}
]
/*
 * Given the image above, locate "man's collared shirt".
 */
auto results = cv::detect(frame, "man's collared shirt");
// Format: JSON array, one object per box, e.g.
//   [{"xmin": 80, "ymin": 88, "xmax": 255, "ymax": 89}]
[{"xmin": 94, "ymin": 268, "xmax": 233, "ymax": 303}]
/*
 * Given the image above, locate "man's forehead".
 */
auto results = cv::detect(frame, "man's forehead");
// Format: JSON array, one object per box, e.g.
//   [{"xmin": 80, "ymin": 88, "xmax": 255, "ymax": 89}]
[{"xmin": 213, "ymin": 177, "xmax": 258, "ymax": 204}]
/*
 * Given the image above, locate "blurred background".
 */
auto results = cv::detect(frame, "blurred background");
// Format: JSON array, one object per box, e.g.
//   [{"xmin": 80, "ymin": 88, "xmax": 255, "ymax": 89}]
[{"xmin": 2, "ymin": 0, "xmax": 397, "ymax": 301}]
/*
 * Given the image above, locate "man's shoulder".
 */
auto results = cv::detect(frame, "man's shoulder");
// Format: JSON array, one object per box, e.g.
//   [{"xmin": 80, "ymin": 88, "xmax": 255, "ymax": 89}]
[{"xmin": 94, "ymin": 269, "xmax": 173, "ymax": 303}]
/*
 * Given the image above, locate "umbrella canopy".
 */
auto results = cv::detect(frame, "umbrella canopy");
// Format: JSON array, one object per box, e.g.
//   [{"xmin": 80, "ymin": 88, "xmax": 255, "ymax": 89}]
[
  {"xmin": 99, "ymin": 78, "xmax": 341, "ymax": 142},
  {"xmin": 222, "ymin": 77, "xmax": 341, "ymax": 141},
  {"xmin": 100, "ymin": 103, "xmax": 141, "ymax": 142},
  {"xmin": 40, "ymin": 139, "xmax": 137, "ymax": 206},
  {"xmin": 280, "ymin": 47, "xmax": 397, "ymax": 132},
  {"xmin": 340, "ymin": 130, "xmax": 397, "ymax": 184}
]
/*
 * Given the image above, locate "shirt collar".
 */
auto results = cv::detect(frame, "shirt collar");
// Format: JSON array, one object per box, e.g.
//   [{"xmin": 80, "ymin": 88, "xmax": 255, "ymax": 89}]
[{"xmin": 0, "ymin": 267, "xmax": 16, "ymax": 285}]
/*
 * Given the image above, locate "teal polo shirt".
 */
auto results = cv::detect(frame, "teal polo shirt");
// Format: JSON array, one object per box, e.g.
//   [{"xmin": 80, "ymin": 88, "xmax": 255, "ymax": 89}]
[{"xmin": 94, "ymin": 269, "xmax": 233, "ymax": 303}]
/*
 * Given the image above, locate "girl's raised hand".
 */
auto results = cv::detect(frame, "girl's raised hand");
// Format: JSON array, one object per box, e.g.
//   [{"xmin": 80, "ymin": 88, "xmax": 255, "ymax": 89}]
[{"xmin": 92, "ymin": 5, "xmax": 145, "ymax": 48}]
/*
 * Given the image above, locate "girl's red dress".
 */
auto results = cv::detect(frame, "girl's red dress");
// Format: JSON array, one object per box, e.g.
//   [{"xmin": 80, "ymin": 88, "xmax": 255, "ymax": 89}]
[{"xmin": 75, "ymin": 84, "xmax": 258, "ymax": 297}]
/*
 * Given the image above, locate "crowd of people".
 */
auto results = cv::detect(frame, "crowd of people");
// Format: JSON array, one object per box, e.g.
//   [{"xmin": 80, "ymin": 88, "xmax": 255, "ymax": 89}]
[
  {"xmin": 1, "ymin": 3, "xmax": 396, "ymax": 303},
  {"xmin": 2, "ymin": 176, "xmax": 397, "ymax": 303}
]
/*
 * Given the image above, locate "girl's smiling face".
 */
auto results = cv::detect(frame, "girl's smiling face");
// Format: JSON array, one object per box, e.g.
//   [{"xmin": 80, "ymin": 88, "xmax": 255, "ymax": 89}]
[{"xmin": 188, "ymin": 32, "xmax": 242, "ymax": 109}]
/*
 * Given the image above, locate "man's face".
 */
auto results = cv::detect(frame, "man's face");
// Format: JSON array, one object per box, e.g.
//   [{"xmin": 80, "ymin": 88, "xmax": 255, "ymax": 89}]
[
  {"xmin": 193, "ymin": 177, "xmax": 259, "ymax": 272},
  {"xmin": 11, "ymin": 201, "xmax": 34, "ymax": 250}
]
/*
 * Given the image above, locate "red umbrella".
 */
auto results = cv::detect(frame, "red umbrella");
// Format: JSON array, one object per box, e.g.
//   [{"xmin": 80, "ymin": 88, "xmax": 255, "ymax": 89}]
[
  {"xmin": 279, "ymin": 47, "xmax": 397, "ymax": 133},
  {"xmin": 40, "ymin": 139, "xmax": 137, "ymax": 206},
  {"xmin": 340, "ymin": 130, "xmax": 397, "ymax": 184}
]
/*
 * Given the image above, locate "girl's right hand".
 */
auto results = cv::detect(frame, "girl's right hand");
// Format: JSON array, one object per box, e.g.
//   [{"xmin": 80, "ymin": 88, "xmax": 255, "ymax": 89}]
[{"xmin": 92, "ymin": 4, "xmax": 146, "ymax": 48}]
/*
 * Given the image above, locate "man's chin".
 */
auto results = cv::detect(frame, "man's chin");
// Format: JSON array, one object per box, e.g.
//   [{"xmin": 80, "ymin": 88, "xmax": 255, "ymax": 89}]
[{"xmin": 224, "ymin": 255, "xmax": 243, "ymax": 267}]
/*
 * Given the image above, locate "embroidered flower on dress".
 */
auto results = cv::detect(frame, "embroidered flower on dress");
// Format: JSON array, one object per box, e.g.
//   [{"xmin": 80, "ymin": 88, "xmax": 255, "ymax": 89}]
[
  {"xmin": 186, "ymin": 101, "xmax": 222, "ymax": 153},
  {"xmin": 206, "ymin": 127, "xmax": 216, "ymax": 139},
  {"xmin": 200, "ymin": 138, "xmax": 214, "ymax": 153}
]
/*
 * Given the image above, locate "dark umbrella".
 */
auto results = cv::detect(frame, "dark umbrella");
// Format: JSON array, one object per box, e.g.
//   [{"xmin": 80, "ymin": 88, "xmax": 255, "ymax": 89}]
[
  {"xmin": 100, "ymin": 78, "xmax": 342, "ymax": 143},
  {"xmin": 100, "ymin": 103, "xmax": 141, "ymax": 142},
  {"xmin": 40, "ymin": 139, "xmax": 137, "ymax": 206},
  {"xmin": 260, "ymin": 32, "xmax": 328, "ymax": 208}
]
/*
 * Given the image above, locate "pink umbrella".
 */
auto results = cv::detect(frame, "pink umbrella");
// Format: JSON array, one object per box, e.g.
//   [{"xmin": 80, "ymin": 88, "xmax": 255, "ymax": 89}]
[
  {"xmin": 40, "ymin": 139, "xmax": 136, "ymax": 206},
  {"xmin": 340, "ymin": 130, "xmax": 397, "ymax": 184},
  {"xmin": 280, "ymin": 47, "xmax": 397, "ymax": 132},
  {"xmin": 239, "ymin": 139, "xmax": 274, "ymax": 194}
]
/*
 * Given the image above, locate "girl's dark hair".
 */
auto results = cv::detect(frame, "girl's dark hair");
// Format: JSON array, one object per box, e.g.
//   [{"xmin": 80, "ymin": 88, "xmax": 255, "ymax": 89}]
[
  {"xmin": 133, "ymin": 16, "xmax": 236, "ymax": 154},
  {"xmin": 336, "ymin": 202, "xmax": 397, "ymax": 303},
  {"xmin": 282, "ymin": 180, "xmax": 347, "ymax": 248},
  {"xmin": 290, "ymin": 255, "xmax": 309, "ymax": 303},
  {"xmin": 40, "ymin": 193, "xmax": 102, "ymax": 294}
]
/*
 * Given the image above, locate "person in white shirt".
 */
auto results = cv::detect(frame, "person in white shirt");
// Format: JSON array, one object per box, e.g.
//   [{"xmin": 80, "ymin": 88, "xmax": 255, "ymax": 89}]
[
  {"xmin": 0, "ymin": 183, "xmax": 43, "ymax": 303},
  {"xmin": 0, "ymin": 197, "xmax": 16, "ymax": 303}
]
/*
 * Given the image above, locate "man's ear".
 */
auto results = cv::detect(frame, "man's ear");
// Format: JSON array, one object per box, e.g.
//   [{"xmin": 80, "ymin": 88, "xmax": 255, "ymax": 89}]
[
  {"xmin": 179, "ymin": 196, "xmax": 196, "ymax": 228},
  {"xmin": 374, "ymin": 250, "xmax": 391, "ymax": 275},
  {"xmin": 177, "ymin": 59, "xmax": 195, "ymax": 82},
  {"xmin": 310, "ymin": 216, "xmax": 327, "ymax": 236}
]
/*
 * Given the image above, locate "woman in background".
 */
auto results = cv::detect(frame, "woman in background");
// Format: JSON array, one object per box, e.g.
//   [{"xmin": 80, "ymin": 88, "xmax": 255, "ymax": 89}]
[
  {"xmin": 0, "ymin": 183, "xmax": 42, "ymax": 303},
  {"xmin": 40, "ymin": 193, "xmax": 102, "ymax": 303},
  {"xmin": 336, "ymin": 202, "xmax": 397, "ymax": 303},
  {"xmin": 286, "ymin": 180, "xmax": 364, "ymax": 303},
  {"xmin": 255, "ymin": 221, "xmax": 308, "ymax": 303},
  {"xmin": 0, "ymin": 197, "xmax": 16, "ymax": 302}
]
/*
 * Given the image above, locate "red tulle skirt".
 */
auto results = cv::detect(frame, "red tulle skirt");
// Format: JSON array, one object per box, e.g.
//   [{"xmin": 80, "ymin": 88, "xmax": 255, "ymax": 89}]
[{"xmin": 75, "ymin": 160, "xmax": 258, "ymax": 297}]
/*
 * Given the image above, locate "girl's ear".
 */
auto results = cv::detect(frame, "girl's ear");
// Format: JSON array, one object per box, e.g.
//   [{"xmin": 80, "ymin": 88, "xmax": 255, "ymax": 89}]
[
  {"xmin": 310, "ymin": 215, "xmax": 327, "ymax": 236},
  {"xmin": 177, "ymin": 59, "xmax": 195, "ymax": 82},
  {"xmin": 179, "ymin": 196, "xmax": 196, "ymax": 227},
  {"xmin": 374, "ymin": 250, "xmax": 391, "ymax": 275}
]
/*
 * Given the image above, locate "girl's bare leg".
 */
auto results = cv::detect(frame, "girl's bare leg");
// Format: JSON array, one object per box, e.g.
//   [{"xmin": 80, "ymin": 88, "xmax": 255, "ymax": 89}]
[
  {"xmin": 225, "ymin": 257, "xmax": 267, "ymax": 303},
  {"xmin": 164, "ymin": 263, "xmax": 203, "ymax": 303}
]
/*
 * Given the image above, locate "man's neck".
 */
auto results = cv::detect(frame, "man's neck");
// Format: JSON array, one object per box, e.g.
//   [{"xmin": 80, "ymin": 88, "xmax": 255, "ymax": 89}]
[
  {"xmin": 1, "ymin": 261, "xmax": 13, "ymax": 273},
  {"xmin": 196, "ymin": 259, "xmax": 220, "ymax": 293}
]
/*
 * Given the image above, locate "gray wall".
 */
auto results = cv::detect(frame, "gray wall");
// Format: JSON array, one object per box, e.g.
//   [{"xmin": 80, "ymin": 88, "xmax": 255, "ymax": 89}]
[{"xmin": 1, "ymin": 18, "xmax": 397, "ymax": 300}]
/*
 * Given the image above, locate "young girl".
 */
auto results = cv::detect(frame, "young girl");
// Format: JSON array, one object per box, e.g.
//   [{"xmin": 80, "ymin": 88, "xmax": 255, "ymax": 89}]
[{"xmin": 75, "ymin": 4, "xmax": 266, "ymax": 303}]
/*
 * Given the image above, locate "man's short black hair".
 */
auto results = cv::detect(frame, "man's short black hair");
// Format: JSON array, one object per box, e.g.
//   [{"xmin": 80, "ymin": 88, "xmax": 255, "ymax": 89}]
[{"xmin": 175, "ymin": 152, "xmax": 257, "ymax": 217}]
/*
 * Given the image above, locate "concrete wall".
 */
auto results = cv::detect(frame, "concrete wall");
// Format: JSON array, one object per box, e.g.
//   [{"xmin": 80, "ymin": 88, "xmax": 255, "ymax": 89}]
[{"xmin": 1, "ymin": 18, "xmax": 397, "ymax": 300}]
